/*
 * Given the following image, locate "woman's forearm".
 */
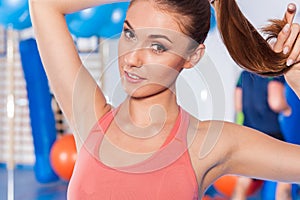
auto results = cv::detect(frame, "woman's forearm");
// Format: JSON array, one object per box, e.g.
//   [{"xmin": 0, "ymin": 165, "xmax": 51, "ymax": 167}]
[
  {"xmin": 30, "ymin": 0, "xmax": 128, "ymax": 14},
  {"xmin": 29, "ymin": 0, "xmax": 122, "ymax": 129}
]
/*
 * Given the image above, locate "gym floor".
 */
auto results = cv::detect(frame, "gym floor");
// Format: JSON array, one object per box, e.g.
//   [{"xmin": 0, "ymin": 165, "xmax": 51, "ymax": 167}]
[{"xmin": 0, "ymin": 166, "xmax": 68, "ymax": 200}]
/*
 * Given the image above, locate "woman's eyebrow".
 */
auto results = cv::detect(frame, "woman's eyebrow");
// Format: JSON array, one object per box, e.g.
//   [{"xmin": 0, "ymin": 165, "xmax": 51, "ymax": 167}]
[
  {"xmin": 124, "ymin": 20, "xmax": 134, "ymax": 31},
  {"xmin": 148, "ymin": 34, "xmax": 173, "ymax": 43},
  {"xmin": 125, "ymin": 20, "xmax": 173, "ymax": 43}
]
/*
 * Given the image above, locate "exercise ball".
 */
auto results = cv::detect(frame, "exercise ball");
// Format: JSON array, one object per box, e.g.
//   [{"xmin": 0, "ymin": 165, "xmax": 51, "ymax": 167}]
[
  {"xmin": 202, "ymin": 195, "xmax": 212, "ymax": 200},
  {"xmin": 98, "ymin": 2, "xmax": 129, "ymax": 39},
  {"xmin": 213, "ymin": 175, "xmax": 263, "ymax": 198},
  {"xmin": 50, "ymin": 134, "xmax": 77, "ymax": 181},
  {"xmin": 0, "ymin": 0, "xmax": 31, "ymax": 30},
  {"xmin": 66, "ymin": 5, "xmax": 108, "ymax": 38}
]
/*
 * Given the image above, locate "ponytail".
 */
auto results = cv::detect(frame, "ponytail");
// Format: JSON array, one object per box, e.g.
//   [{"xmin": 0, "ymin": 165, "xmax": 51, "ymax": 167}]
[{"xmin": 215, "ymin": 0, "xmax": 290, "ymax": 76}]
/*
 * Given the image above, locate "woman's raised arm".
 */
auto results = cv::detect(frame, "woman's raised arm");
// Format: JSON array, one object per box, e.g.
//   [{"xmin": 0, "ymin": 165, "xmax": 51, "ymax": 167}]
[{"xmin": 29, "ymin": 0, "xmax": 124, "ymax": 149}]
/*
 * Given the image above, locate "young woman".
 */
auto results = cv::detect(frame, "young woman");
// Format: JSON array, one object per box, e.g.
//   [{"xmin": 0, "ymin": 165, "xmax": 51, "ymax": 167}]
[{"xmin": 29, "ymin": 0, "xmax": 300, "ymax": 199}]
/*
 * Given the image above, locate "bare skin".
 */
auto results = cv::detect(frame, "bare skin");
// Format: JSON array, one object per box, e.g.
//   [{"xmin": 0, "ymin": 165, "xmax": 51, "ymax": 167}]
[
  {"xmin": 273, "ymin": 3, "xmax": 300, "ymax": 98},
  {"xmin": 29, "ymin": 0, "xmax": 300, "ymax": 198}
]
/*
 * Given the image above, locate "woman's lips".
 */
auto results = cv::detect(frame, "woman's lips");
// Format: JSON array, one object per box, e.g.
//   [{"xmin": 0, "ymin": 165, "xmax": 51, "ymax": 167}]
[{"xmin": 124, "ymin": 71, "xmax": 146, "ymax": 83}]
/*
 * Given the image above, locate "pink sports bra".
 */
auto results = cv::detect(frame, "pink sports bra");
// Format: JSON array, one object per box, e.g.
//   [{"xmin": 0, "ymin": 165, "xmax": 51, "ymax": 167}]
[{"xmin": 67, "ymin": 107, "xmax": 199, "ymax": 199}]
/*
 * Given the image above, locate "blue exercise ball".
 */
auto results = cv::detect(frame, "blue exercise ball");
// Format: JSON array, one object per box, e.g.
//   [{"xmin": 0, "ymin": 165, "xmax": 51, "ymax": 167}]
[
  {"xmin": 66, "ymin": 2, "xmax": 129, "ymax": 39},
  {"xmin": 0, "ymin": 0, "xmax": 31, "ymax": 30},
  {"xmin": 66, "ymin": 5, "xmax": 109, "ymax": 38},
  {"xmin": 98, "ymin": 2, "xmax": 129, "ymax": 39}
]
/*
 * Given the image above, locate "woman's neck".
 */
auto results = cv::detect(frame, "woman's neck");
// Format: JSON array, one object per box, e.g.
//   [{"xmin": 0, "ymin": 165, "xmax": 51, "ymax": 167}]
[{"xmin": 119, "ymin": 91, "xmax": 179, "ymax": 127}]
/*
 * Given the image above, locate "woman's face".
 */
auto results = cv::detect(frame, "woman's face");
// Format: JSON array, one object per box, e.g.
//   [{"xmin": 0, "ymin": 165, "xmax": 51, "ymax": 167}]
[{"xmin": 118, "ymin": 0, "xmax": 197, "ymax": 98}]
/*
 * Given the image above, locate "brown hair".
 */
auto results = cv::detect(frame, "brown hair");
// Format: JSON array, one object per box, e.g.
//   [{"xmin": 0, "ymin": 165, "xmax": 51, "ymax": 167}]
[
  {"xmin": 129, "ymin": 0, "xmax": 211, "ymax": 45},
  {"xmin": 214, "ymin": 0, "xmax": 289, "ymax": 76},
  {"xmin": 129, "ymin": 0, "xmax": 290, "ymax": 76}
]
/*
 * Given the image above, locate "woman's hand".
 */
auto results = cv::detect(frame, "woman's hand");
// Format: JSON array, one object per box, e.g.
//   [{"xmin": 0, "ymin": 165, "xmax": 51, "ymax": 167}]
[
  {"xmin": 273, "ymin": 3, "xmax": 300, "ymax": 98},
  {"xmin": 272, "ymin": 3, "xmax": 300, "ymax": 98}
]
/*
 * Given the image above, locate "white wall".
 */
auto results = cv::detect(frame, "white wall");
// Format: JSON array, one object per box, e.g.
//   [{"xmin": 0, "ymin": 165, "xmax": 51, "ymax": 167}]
[{"xmin": 238, "ymin": 0, "xmax": 299, "ymax": 27}]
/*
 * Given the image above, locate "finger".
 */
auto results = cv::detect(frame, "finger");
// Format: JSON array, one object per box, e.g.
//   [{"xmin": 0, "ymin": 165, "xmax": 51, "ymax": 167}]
[
  {"xmin": 273, "ymin": 3, "xmax": 298, "ymax": 53},
  {"xmin": 283, "ymin": 23, "xmax": 300, "ymax": 55},
  {"xmin": 287, "ymin": 33, "xmax": 300, "ymax": 66},
  {"xmin": 293, "ymin": 37, "xmax": 300, "ymax": 64},
  {"xmin": 273, "ymin": 23, "xmax": 291, "ymax": 53},
  {"xmin": 284, "ymin": 3, "xmax": 297, "ymax": 24},
  {"xmin": 297, "ymin": 54, "xmax": 300, "ymax": 64}
]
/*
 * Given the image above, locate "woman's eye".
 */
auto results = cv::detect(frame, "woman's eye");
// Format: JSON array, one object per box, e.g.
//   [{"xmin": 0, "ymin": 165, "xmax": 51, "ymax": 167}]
[
  {"xmin": 123, "ymin": 28, "xmax": 136, "ymax": 41},
  {"xmin": 151, "ymin": 43, "xmax": 168, "ymax": 54}
]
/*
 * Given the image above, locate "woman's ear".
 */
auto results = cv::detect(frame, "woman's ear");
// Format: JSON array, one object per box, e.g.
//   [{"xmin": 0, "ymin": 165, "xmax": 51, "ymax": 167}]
[{"xmin": 183, "ymin": 44, "xmax": 205, "ymax": 69}]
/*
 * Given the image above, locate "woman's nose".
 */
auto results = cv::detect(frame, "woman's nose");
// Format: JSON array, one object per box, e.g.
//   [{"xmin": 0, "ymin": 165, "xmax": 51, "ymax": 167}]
[{"xmin": 123, "ymin": 48, "xmax": 143, "ymax": 67}]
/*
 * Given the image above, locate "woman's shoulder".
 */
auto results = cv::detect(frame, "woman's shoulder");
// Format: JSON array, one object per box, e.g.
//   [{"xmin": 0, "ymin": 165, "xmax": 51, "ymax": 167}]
[
  {"xmin": 187, "ymin": 117, "xmax": 239, "ymax": 160},
  {"xmin": 187, "ymin": 116, "xmax": 233, "ymax": 140}
]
